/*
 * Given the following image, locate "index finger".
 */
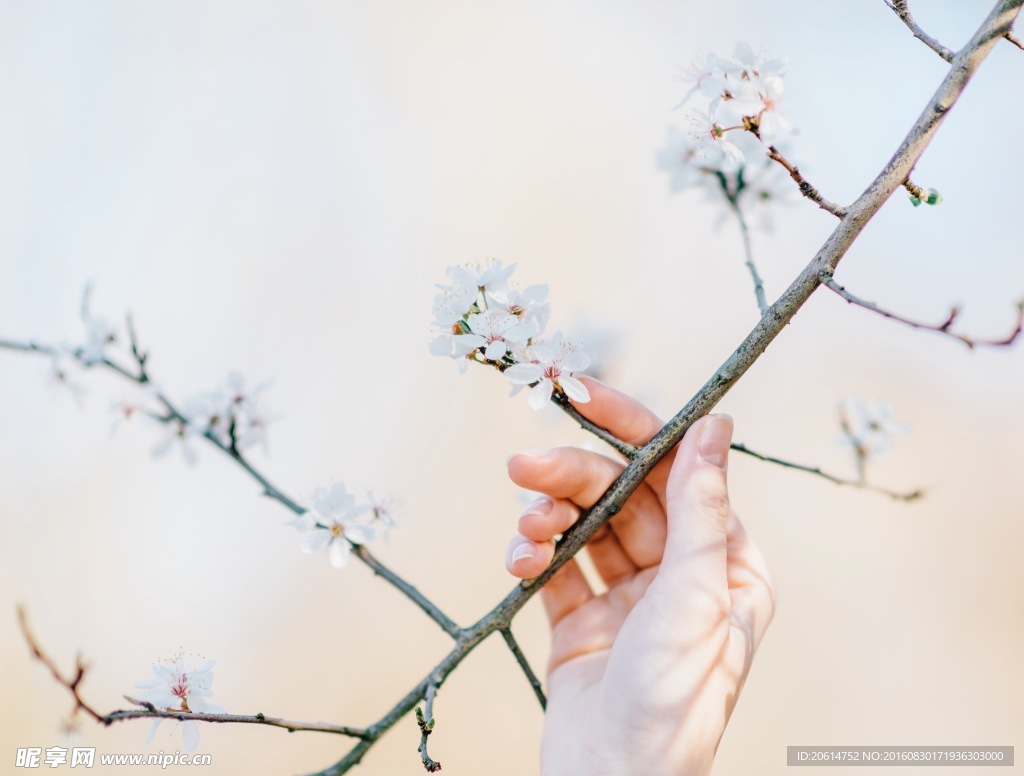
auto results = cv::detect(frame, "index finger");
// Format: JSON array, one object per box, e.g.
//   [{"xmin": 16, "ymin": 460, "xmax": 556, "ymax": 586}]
[{"xmin": 571, "ymin": 377, "xmax": 674, "ymax": 501}]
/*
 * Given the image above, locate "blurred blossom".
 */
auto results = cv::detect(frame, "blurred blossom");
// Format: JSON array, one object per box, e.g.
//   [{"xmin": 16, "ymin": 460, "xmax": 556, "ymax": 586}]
[
  {"xmin": 838, "ymin": 396, "xmax": 911, "ymax": 461},
  {"xmin": 43, "ymin": 356, "xmax": 87, "ymax": 408}
]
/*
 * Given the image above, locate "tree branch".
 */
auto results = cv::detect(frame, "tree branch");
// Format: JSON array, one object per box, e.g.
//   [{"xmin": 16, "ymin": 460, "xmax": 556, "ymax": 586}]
[
  {"xmin": 0, "ymin": 340, "xmax": 461, "ymax": 640},
  {"xmin": 729, "ymin": 443, "xmax": 923, "ymax": 501},
  {"xmin": 884, "ymin": 0, "xmax": 956, "ymax": 62},
  {"xmin": 18, "ymin": 607, "xmax": 370, "ymax": 739},
  {"xmin": 551, "ymin": 393, "xmax": 638, "ymax": 458},
  {"xmin": 821, "ymin": 274, "xmax": 1024, "ymax": 349},
  {"xmin": 765, "ymin": 146, "xmax": 847, "ymax": 218},
  {"xmin": 8, "ymin": 3, "xmax": 1021, "ymax": 773},
  {"xmin": 499, "ymin": 628, "xmax": 546, "ymax": 710},
  {"xmin": 716, "ymin": 170, "xmax": 770, "ymax": 314},
  {"xmin": 415, "ymin": 685, "xmax": 442, "ymax": 772}
]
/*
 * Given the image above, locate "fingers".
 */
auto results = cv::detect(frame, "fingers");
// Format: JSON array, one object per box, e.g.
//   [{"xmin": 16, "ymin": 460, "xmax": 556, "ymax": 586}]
[
  {"xmin": 505, "ymin": 533, "xmax": 594, "ymax": 628},
  {"xmin": 508, "ymin": 449, "xmax": 666, "ymax": 570},
  {"xmin": 648, "ymin": 414, "xmax": 735, "ymax": 624},
  {"xmin": 509, "ymin": 495, "xmax": 638, "ymax": 586},
  {"xmin": 570, "ymin": 377, "xmax": 663, "ymax": 446},
  {"xmin": 570, "ymin": 377, "xmax": 675, "ymax": 500},
  {"xmin": 725, "ymin": 510, "xmax": 776, "ymax": 650}
]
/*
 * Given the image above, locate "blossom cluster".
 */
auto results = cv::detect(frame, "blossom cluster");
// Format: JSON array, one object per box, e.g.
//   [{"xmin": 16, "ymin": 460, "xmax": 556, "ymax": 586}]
[
  {"xmin": 657, "ymin": 42, "xmax": 797, "ymax": 222},
  {"xmin": 430, "ymin": 261, "xmax": 591, "ymax": 410}
]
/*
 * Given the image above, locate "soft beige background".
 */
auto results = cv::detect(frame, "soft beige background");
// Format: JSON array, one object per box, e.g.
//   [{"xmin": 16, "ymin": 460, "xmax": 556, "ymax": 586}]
[{"xmin": 1, "ymin": 1, "xmax": 1022, "ymax": 774}]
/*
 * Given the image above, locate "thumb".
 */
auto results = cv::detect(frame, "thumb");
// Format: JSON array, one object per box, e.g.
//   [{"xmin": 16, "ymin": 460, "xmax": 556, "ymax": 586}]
[{"xmin": 649, "ymin": 414, "xmax": 734, "ymax": 622}]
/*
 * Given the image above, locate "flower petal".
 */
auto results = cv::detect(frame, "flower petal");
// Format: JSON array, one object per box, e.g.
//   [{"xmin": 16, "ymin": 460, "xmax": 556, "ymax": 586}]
[
  {"xmin": 181, "ymin": 720, "xmax": 200, "ymax": 753},
  {"xmin": 300, "ymin": 530, "xmax": 331, "ymax": 553},
  {"xmin": 504, "ymin": 363, "xmax": 543, "ymax": 385},
  {"xmin": 329, "ymin": 540, "xmax": 351, "ymax": 569},
  {"xmin": 527, "ymin": 380, "xmax": 554, "ymax": 410},
  {"xmin": 559, "ymin": 375, "xmax": 591, "ymax": 404}
]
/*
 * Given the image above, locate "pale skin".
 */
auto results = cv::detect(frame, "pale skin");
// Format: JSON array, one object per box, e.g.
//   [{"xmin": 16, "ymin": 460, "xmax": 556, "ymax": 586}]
[{"xmin": 504, "ymin": 378, "xmax": 775, "ymax": 776}]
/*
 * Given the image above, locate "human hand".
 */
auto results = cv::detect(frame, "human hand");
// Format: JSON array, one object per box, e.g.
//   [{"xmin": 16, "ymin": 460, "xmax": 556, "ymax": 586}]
[{"xmin": 505, "ymin": 379, "xmax": 775, "ymax": 776}]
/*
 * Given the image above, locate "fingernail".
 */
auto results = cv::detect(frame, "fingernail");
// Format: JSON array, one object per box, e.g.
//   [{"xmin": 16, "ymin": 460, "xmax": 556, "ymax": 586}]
[
  {"xmin": 521, "ymin": 496, "xmax": 553, "ymax": 517},
  {"xmin": 699, "ymin": 415, "xmax": 733, "ymax": 470},
  {"xmin": 511, "ymin": 543, "xmax": 537, "ymax": 563},
  {"xmin": 506, "ymin": 450, "xmax": 548, "ymax": 466}
]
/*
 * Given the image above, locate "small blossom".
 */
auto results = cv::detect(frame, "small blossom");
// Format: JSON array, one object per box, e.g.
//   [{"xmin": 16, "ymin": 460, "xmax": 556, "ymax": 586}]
[
  {"xmin": 78, "ymin": 314, "xmax": 117, "ymax": 366},
  {"xmin": 455, "ymin": 309, "xmax": 536, "ymax": 361},
  {"xmin": 504, "ymin": 334, "xmax": 591, "ymax": 410},
  {"xmin": 731, "ymin": 75, "xmax": 794, "ymax": 140},
  {"xmin": 291, "ymin": 483, "xmax": 375, "ymax": 569},
  {"xmin": 676, "ymin": 53, "xmax": 728, "ymax": 107},
  {"xmin": 151, "ymin": 418, "xmax": 199, "ymax": 466},
  {"xmin": 656, "ymin": 126, "xmax": 704, "ymax": 193},
  {"xmin": 838, "ymin": 396, "xmax": 910, "ymax": 457},
  {"xmin": 134, "ymin": 656, "xmax": 224, "ymax": 752},
  {"xmin": 181, "ymin": 395, "xmax": 231, "ymax": 442},
  {"xmin": 109, "ymin": 387, "xmax": 159, "ymax": 436},
  {"xmin": 485, "ymin": 283, "xmax": 551, "ymax": 335},
  {"xmin": 689, "ymin": 110, "xmax": 745, "ymax": 166},
  {"xmin": 723, "ymin": 41, "xmax": 787, "ymax": 81},
  {"xmin": 446, "ymin": 260, "xmax": 516, "ymax": 292},
  {"xmin": 44, "ymin": 356, "xmax": 87, "ymax": 407}
]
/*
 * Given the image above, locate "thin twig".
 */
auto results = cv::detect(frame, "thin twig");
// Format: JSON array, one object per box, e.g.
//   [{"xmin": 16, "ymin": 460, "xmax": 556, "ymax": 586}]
[
  {"xmin": 765, "ymin": 146, "xmax": 847, "ymax": 218},
  {"xmin": 822, "ymin": 274, "xmax": 1024, "ymax": 349},
  {"xmin": 18, "ymin": 607, "xmax": 369, "ymax": 739},
  {"xmin": 416, "ymin": 685, "xmax": 442, "ymax": 772},
  {"xmin": 500, "ymin": 628, "xmax": 546, "ymax": 710},
  {"xmin": 1007, "ymin": 29, "xmax": 1024, "ymax": 49},
  {"xmin": 18, "ymin": 606, "xmax": 108, "ymax": 724},
  {"xmin": 726, "ymin": 196, "xmax": 769, "ymax": 314},
  {"xmin": 730, "ymin": 443, "xmax": 923, "ymax": 501},
  {"xmin": 551, "ymin": 393, "xmax": 638, "ymax": 458},
  {"xmin": 884, "ymin": 0, "xmax": 956, "ymax": 62}
]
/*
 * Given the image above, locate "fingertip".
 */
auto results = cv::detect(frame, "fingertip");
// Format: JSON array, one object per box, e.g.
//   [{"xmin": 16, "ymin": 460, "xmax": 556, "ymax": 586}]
[
  {"xmin": 505, "ymin": 450, "xmax": 550, "ymax": 484},
  {"xmin": 505, "ymin": 536, "xmax": 554, "ymax": 579}
]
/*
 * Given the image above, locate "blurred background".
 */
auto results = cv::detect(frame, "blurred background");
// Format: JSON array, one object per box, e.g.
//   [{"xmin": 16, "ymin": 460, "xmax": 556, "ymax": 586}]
[{"xmin": 1, "ymin": 1, "xmax": 1022, "ymax": 773}]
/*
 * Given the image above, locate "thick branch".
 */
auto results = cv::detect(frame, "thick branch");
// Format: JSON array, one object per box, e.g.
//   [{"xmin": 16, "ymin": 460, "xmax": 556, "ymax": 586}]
[
  {"xmin": 822, "ymin": 275, "xmax": 1024, "ymax": 349},
  {"xmin": 19, "ymin": 607, "xmax": 369, "ymax": 739},
  {"xmin": 499, "ymin": 628, "xmax": 546, "ymax": 710},
  {"xmin": 318, "ymin": 7, "xmax": 1020, "ymax": 771},
  {"xmin": 765, "ymin": 146, "xmax": 847, "ymax": 218}
]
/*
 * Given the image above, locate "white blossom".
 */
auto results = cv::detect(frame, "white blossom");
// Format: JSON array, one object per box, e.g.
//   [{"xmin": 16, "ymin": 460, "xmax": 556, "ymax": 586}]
[
  {"xmin": 688, "ymin": 109, "xmax": 745, "ymax": 166},
  {"xmin": 151, "ymin": 418, "xmax": 199, "ymax": 466},
  {"xmin": 504, "ymin": 334, "xmax": 591, "ymax": 410},
  {"xmin": 726, "ymin": 41, "xmax": 787, "ymax": 81},
  {"xmin": 454, "ymin": 309, "xmax": 536, "ymax": 361},
  {"xmin": 676, "ymin": 53, "xmax": 728, "ymax": 107},
  {"xmin": 446, "ymin": 260, "xmax": 516, "ymax": 292},
  {"xmin": 291, "ymin": 483, "xmax": 376, "ymax": 569},
  {"xmin": 838, "ymin": 396, "xmax": 910, "ymax": 457},
  {"xmin": 485, "ymin": 283, "xmax": 551, "ymax": 335},
  {"xmin": 656, "ymin": 126, "xmax": 705, "ymax": 193},
  {"xmin": 44, "ymin": 356, "xmax": 87, "ymax": 407},
  {"xmin": 78, "ymin": 313, "xmax": 117, "ymax": 366},
  {"xmin": 134, "ymin": 656, "xmax": 224, "ymax": 752}
]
